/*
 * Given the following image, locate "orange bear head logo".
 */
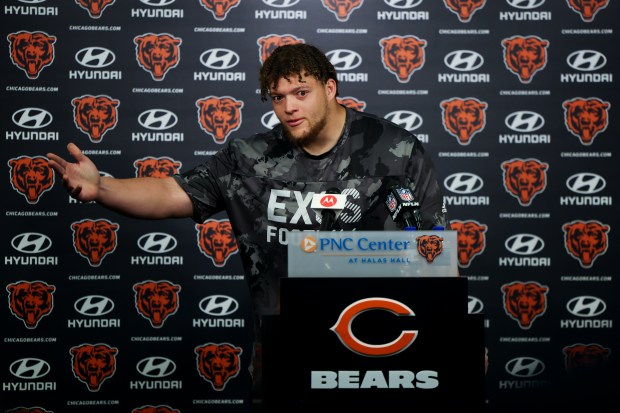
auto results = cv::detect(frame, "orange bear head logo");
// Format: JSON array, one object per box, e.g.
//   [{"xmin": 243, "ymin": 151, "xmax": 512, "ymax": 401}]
[
  {"xmin": 198, "ymin": 0, "xmax": 241, "ymax": 21},
  {"xmin": 7, "ymin": 31, "xmax": 56, "ymax": 79},
  {"xmin": 563, "ymin": 220, "xmax": 609, "ymax": 268},
  {"xmin": 502, "ymin": 281, "xmax": 548, "ymax": 329},
  {"xmin": 257, "ymin": 34, "xmax": 304, "ymax": 64},
  {"xmin": 416, "ymin": 235, "xmax": 444, "ymax": 263},
  {"xmin": 196, "ymin": 96, "xmax": 244, "ymax": 144},
  {"xmin": 380, "ymin": 35, "xmax": 426, "ymax": 83},
  {"xmin": 132, "ymin": 406, "xmax": 180, "ymax": 413},
  {"xmin": 321, "ymin": 0, "xmax": 364, "ymax": 22},
  {"xmin": 134, "ymin": 33, "xmax": 182, "ymax": 81},
  {"xmin": 70, "ymin": 343, "xmax": 118, "ymax": 391},
  {"xmin": 563, "ymin": 343, "xmax": 611, "ymax": 372},
  {"xmin": 71, "ymin": 219, "xmax": 119, "ymax": 267},
  {"xmin": 440, "ymin": 98, "xmax": 487, "ymax": 145},
  {"xmin": 195, "ymin": 342, "xmax": 242, "ymax": 391},
  {"xmin": 196, "ymin": 219, "xmax": 238, "ymax": 267},
  {"xmin": 75, "ymin": 0, "xmax": 116, "ymax": 18},
  {"xmin": 134, "ymin": 157, "xmax": 182, "ymax": 178},
  {"xmin": 8, "ymin": 156, "xmax": 54, "ymax": 204},
  {"xmin": 501, "ymin": 158, "xmax": 548, "ymax": 206},
  {"xmin": 566, "ymin": 0, "xmax": 609, "ymax": 22},
  {"xmin": 72, "ymin": 95, "xmax": 120, "ymax": 143},
  {"xmin": 502, "ymin": 35, "xmax": 549, "ymax": 84},
  {"xmin": 563, "ymin": 98, "xmax": 610, "ymax": 145},
  {"xmin": 443, "ymin": 0, "xmax": 486, "ymax": 22},
  {"xmin": 450, "ymin": 220, "xmax": 487, "ymax": 268},
  {"xmin": 337, "ymin": 96, "xmax": 366, "ymax": 112},
  {"xmin": 7, "ymin": 280, "xmax": 56, "ymax": 329},
  {"xmin": 134, "ymin": 280, "xmax": 181, "ymax": 328}
]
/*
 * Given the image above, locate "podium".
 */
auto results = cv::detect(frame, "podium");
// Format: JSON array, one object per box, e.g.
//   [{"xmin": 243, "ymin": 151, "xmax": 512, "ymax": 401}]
[{"xmin": 262, "ymin": 231, "xmax": 485, "ymax": 412}]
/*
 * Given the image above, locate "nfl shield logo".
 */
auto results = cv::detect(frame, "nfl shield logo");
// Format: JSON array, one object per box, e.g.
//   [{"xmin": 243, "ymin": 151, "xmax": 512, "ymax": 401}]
[
  {"xmin": 386, "ymin": 193, "xmax": 397, "ymax": 212},
  {"xmin": 397, "ymin": 188, "xmax": 414, "ymax": 201}
]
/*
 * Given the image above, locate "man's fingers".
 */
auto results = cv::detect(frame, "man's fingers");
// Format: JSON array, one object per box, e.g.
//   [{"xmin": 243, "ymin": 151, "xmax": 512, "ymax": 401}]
[{"xmin": 67, "ymin": 142, "xmax": 86, "ymax": 162}]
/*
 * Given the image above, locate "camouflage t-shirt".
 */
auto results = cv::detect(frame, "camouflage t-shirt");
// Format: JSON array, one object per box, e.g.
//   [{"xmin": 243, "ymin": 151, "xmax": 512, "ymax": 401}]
[{"xmin": 174, "ymin": 107, "xmax": 448, "ymax": 318}]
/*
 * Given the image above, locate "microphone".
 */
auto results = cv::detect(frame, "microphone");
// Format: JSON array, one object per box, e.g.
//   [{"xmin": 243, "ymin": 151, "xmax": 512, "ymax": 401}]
[
  {"xmin": 385, "ymin": 186, "xmax": 421, "ymax": 230},
  {"xmin": 311, "ymin": 188, "xmax": 347, "ymax": 231}
]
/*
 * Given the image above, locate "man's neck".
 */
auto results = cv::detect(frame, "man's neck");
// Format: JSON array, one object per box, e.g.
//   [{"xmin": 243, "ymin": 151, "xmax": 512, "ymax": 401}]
[{"xmin": 302, "ymin": 104, "xmax": 347, "ymax": 156}]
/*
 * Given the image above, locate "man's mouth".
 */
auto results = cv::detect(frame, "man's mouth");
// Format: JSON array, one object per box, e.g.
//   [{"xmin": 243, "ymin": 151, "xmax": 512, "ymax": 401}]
[{"xmin": 287, "ymin": 118, "xmax": 303, "ymax": 127}]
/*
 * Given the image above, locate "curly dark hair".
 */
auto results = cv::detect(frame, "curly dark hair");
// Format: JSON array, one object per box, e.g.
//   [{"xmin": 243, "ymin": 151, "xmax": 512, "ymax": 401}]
[{"xmin": 259, "ymin": 43, "xmax": 339, "ymax": 102}]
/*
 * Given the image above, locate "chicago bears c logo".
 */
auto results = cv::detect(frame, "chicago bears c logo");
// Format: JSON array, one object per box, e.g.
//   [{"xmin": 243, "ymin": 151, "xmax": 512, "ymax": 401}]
[
  {"xmin": 75, "ymin": 0, "xmax": 116, "ymax": 18},
  {"xmin": 134, "ymin": 33, "xmax": 181, "ymax": 81},
  {"xmin": 380, "ymin": 35, "xmax": 426, "ymax": 83},
  {"xmin": 502, "ymin": 281, "xmax": 548, "ymax": 329},
  {"xmin": 132, "ymin": 406, "xmax": 180, "ymax": 413},
  {"xmin": 563, "ymin": 343, "xmax": 611, "ymax": 372},
  {"xmin": 133, "ymin": 280, "xmax": 181, "ymax": 328},
  {"xmin": 196, "ymin": 96, "xmax": 243, "ymax": 144},
  {"xmin": 502, "ymin": 35, "xmax": 549, "ymax": 84},
  {"xmin": 337, "ymin": 96, "xmax": 366, "ymax": 112},
  {"xmin": 72, "ymin": 95, "xmax": 120, "ymax": 143},
  {"xmin": 195, "ymin": 343, "xmax": 242, "ymax": 391},
  {"xmin": 501, "ymin": 158, "xmax": 548, "ymax": 206},
  {"xmin": 450, "ymin": 220, "xmax": 487, "ymax": 268},
  {"xmin": 257, "ymin": 34, "xmax": 304, "ymax": 64},
  {"xmin": 563, "ymin": 98, "xmax": 610, "ymax": 145},
  {"xmin": 440, "ymin": 98, "xmax": 487, "ymax": 145},
  {"xmin": 69, "ymin": 343, "xmax": 118, "ymax": 391},
  {"xmin": 199, "ymin": 0, "xmax": 241, "ymax": 20},
  {"xmin": 71, "ymin": 219, "xmax": 119, "ymax": 267},
  {"xmin": 134, "ymin": 157, "xmax": 182, "ymax": 178},
  {"xmin": 321, "ymin": 0, "xmax": 364, "ymax": 22},
  {"xmin": 8, "ymin": 156, "xmax": 54, "ymax": 204},
  {"xmin": 416, "ymin": 235, "xmax": 444, "ymax": 263},
  {"xmin": 7, "ymin": 280, "xmax": 56, "ymax": 329},
  {"xmin": 443, "ymin": 0, "xmax": 486, "ymax": 22},
  {"xmin": 566, "ymin": 0, "xmax": 609, "ymax": 22},
  {"xmin": 7, "ymin": 31, "xmax": 56, "ymax": 79},
  {"xmin": 196, "ymin": 219, "xmax": 238, "ymax": 267},
  {"xmin": 563, "ymin": 220, "xmax": 609, "ymax": 268}
]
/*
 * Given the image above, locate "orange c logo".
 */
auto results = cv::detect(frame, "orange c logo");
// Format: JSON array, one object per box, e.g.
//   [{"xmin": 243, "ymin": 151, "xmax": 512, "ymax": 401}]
[{"xmin": 331, "ymin": 298, "xmax": 417, "ymax": 357}]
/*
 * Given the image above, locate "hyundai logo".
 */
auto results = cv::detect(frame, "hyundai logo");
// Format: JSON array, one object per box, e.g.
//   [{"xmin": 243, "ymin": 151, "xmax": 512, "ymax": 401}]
[
  {"xmin": 199, "ymin": 295, "xmax": 239, "ymax": 316},
  {"xmin": 138, "ymin": 109, "xmax": 178, "ymax": 131},
  {"xmin": 443, "ymin": 172, "xmax": 483, "ymax": 194},
  {"xmin": 468, "ymin": 296, "xmax": 484, "ymax": 314},
  {"xmin": 384, "ymin": 0, "xmax": 424, "ymax": 8},
  {"xmin": 74, "ymin": 295, "xmax": 115, "ymax": 317},
  {"xmin": 12, "ymin": 108, "xmax": 53, "ymax": 129},
  {"xmin": 505, "ymin": 111, "xmax": 545, "ymax": 132},
  {"xmin": 566, "ymin": 296, "xmax": 606, "ymax": 317},
  {"xmin": 506, "ymin": 0, "xmax": 546, "ymax": 9},
  {"xmin": 136, "ymin": 356, "xmax": 176, "ymax": 378},
  {"xmin": 444, "ymin": 50, "xmax": 484, "ymax": 72},
  {"xmin": 262, "ymin": 0, "xmax": 300, "ymax": 7},
  {"xmin": 567, "ymin": 50, "xmax": 606, "ymax": 72},
  {"xmin": 505, "ymin": 234, "xmax": 545, "ymax": 255},
  {"xmin": 326, "ymin": 49, "xmax": 362, "ymax": 71},
  {"xmin": 566, "ymin": 173, "xmax": 606, "ymax": 194},
  {"xmin": 11, "ymin": 232, "xmax": 52, "ymax": 254},
  {"xmin": 200, "ymin": 48, "xmax": 240, "ymax": 70},
  {"xmin": 505, "ymin": 357, "xmax": 545, "ymax": 378},
  {"xmin": 137, "ymin": 232, "xmax": 178, "ymax": 253},
  {"xmin": 10, "ymin": 358, "xmax": 51, "ymax": 380},
  {"xmin": 140, "ymin": 0, "xmax": 176, "ymax": 6},
  {"xmin": 18, "ymin": 0, "xmax": 47, "ymax": 4},
  {"xmin": 384, "ymin": 110, "xmax": 423, "ymax": 131},
  {"xmin": 75, "ymin": 47, "xmax": 116, "ymax": 68},
  {"xmin": 261, "ymin": 111, "xmax": 280, "ymax": 129}
]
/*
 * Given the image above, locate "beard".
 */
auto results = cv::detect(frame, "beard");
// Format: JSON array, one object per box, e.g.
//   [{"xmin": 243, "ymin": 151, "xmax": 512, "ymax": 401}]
[{"xmin": 282, "ymin": 111, "xmax": 328, "ymax": 150}]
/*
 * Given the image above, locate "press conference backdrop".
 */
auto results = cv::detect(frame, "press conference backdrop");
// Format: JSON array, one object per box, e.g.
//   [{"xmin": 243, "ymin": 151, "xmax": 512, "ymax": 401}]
[{"xmin": 1, "ymin": 1, "xmax": 617, "ymax": 412}]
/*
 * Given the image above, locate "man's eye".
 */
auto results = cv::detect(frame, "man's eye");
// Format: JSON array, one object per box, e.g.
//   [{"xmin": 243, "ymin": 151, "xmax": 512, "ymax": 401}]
[
  {"xmin": 298, "ymin": 91, "xmax": 308, "ymax": 97},
  {"xmin": 271, "ymin": 96, "xmax": 282, "ymax": 102}
]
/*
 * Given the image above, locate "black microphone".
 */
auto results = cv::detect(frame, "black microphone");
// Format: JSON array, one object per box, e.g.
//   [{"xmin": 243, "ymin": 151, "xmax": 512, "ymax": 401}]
[
  {"xmin": 311, "ymin": 188, "xmax": 346, "ymax": 231},
  {"xmin": 385, "ymin": 186, "xmax": 421, "ymax": 230}
]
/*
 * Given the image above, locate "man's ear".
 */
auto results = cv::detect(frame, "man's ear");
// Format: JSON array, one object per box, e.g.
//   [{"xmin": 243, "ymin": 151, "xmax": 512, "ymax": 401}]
[{"xmin": 325, "ymin": 78, "xmax": 338, "ymax": 100}]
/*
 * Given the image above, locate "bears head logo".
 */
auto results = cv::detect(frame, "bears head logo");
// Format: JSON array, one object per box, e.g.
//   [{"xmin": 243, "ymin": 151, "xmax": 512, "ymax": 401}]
[
  {"xmin": 257, "ymin": 34, "xmax": 304, "ymax": 64},
  {"xmin": 69, "ymin": 343, "xmax": 118, "ymax": 391},
  {"xmin": 72, "ymin": 95, "xmax": 120, "ymax": 143},
  {"xmin": 133, "ymin": 280, "xmax": 181, "ymax": 328},
  {"xmin": 566, "ymin": 0, "xmax": 609, "ymax": 22},
  {"xmin": 337, "ymin": 96, "xmax": 366, "ymax": 112},
  {"xmin": 196, "ymin": 96, "xmax": 244, "ymax": 144},
  {"xmin": 450, "ymin": 220, "xmax": 487, "ymax": 268},
  {"xmin": 75, "ymin": 0, "xmax": 116, "ymax": 18},
  {"xmin": 133, "ymin": 406, "xmax": 180, "ymax": 413},
  {"xmin": 563, "ymin": 98, "xmax": 610, "ymax": 145},
  {"xmin": 196, "ymin": 219, "xmax": 239, "ymax": 267},
  {"xmin": 199, "ymin": 0, "xmax": 241, "ymax": 21},
  {"xmin": 7, "ymin": 280, "xmax": 55, "ymax": 329},
  {"xmin": 8, "ymin": 156, "xmax": 54, "ymax": 204},
  {"xmin": 443, "ymin": 0, "xmax": 486, "ymax": 22},
  {"xmin": 416, "ymin": 235, "xmax": 444, "ymax": 263},
  {"xmin": 134, "ymin": 157, "xmax": 182, "ymax": 178},
  {"xmin": 502, "ymin": 35, "xmax": 549, "ymax": 84},
  {"xmin": 502, "ymin": 281, "xmax": 548, "ymax": 329},
  {"xmin": 71, "ymin": 219, "xmax": 119, "ymax": 267},
  {"xmin": 380, "ymin": 35, "xmax": 426, "ymax": 83},
  {"xmin": 7, "ymin": 31, "xmax": 56, "ymax": 79},
  {"xmin": 563, "ymin": 220, "xmax": 609, "ymax": 268},
  {"xmin": 5, "ymin": 408, "xmax": 52, "ymax": 413},
  {"xmin": 563, "ymin": 343, "xmax": 611, "ymax": 372},
  {"xmin": 501, "ymin": 158, "xmax": 548, "ymax": 206},
  {"xmin": 321, "ymin": 0, "xmax": 364, "ymax": 22},
  {"xmin": 440, "ymin": 98, "xmax": 487, "ymax": 145},
  {"xmin": 195, "ymin": 342, "xmax": 242, "ymax": 391},
  {"xmin": 134, "ymin": 33, "xmax": 182, "ymax": 81}
]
